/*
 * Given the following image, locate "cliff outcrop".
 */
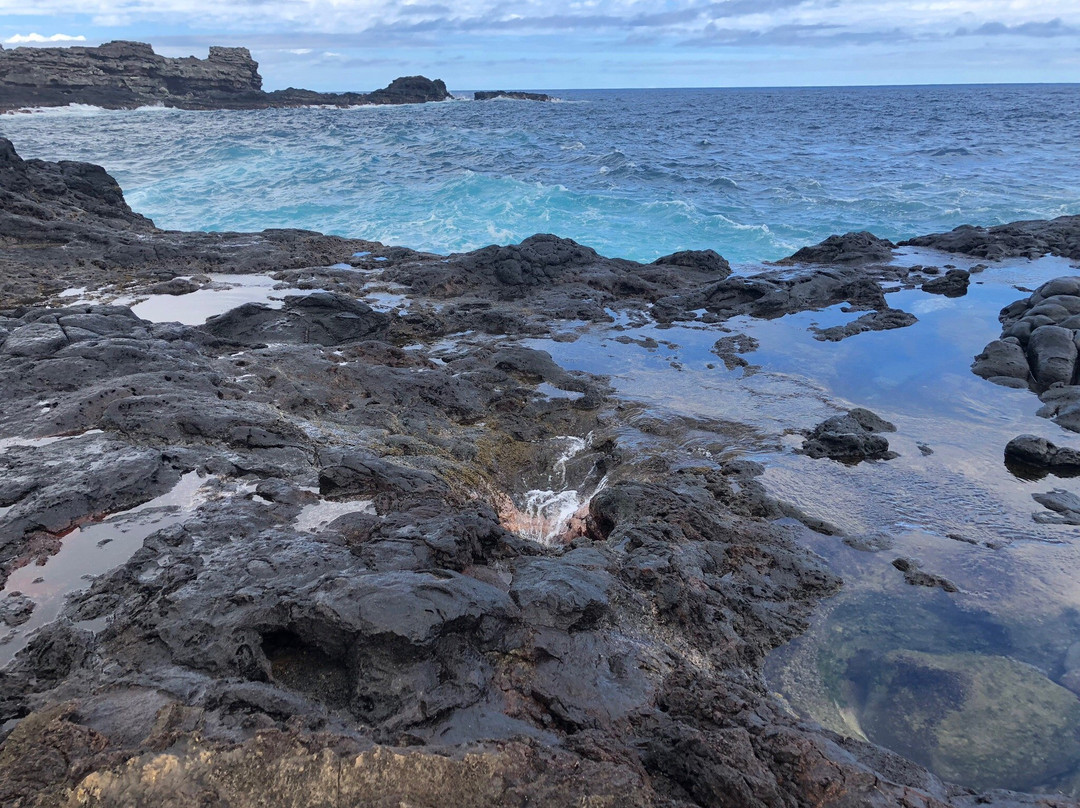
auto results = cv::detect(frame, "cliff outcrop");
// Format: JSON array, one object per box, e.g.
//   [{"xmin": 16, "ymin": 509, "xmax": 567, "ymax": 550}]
[{"xmin": 0, "ymin": 41, "xmax": 449, "ymax": 111}]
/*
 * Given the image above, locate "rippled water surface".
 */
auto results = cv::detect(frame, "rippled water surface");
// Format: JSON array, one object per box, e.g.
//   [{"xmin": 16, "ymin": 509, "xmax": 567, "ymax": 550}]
[{"xmin": 2, "ymin": 84, "xmax": 1079, "ymax": 263}]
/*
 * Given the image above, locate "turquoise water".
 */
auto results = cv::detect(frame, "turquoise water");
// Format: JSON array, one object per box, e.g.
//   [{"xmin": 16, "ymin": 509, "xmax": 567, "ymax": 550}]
[{"xmin": 2, "ymin": 84, "xmax": 1078, "ymax": 263}]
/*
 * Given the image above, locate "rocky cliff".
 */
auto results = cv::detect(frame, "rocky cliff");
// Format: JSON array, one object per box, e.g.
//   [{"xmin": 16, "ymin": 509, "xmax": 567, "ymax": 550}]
[{"xmin": 0, "ymin": 41, "xmax": 449, "ymax": 111}]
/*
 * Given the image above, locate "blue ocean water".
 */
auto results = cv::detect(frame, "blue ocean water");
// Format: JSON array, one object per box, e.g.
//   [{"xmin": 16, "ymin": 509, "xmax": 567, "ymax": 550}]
[{"xmin": 1, "ymin": 84, "xmax": 1078, "ymax": 264}]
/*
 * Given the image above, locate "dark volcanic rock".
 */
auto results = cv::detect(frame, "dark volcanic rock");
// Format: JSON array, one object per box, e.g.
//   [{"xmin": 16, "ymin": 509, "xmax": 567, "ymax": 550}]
[
  {"xmin": 902, "ymin": 215, "xmax": 1080, "ymax": 260},
  {"xmin": 474, "ymin": 90, "xmax": 552, "ymax": 101},
  {"xmin": 1028, "ymin": 325, "xmax": 1078, "ymax": 387},
  {"xmin": 202, "ymin": 292, "xmax": 391, "ymax": 346},
  {"xmin": 0, "ymin": 138, "xmax": 375, "ymax": 305},
  {"xmin": 801, "ymin": 407, "xmax": 898, "ymax": 463},
  {"xmin": 779, "ymin": 231, "xmax": 896, "ymax": 265},
  {"xmin": 1005, "ymin": 435, "xmax": 1080, "ymax": 477},
  {"xmin": 0, "ymin": 41, "xmax": 264, "ymax": 111},
  {"xmin": 360, "ymin": 75, "xmax": 450, "ymax": 105},
  {"xmin": 922, "ymin": 268, "xmax": 970, "ymax": 297},
  {"xmin": 385, "ymin": 233, "xmax": 733, "ymax": 308},
  {"xmin": 973, "ymin": 339, "xmax": 1032, "ymax": 387},
  {"xmin": 891, "ymin": 557, "xmax": 959, "ymax": 592},
  {"xmin": 0, "ymin": 41, "xmax": 449, "ymax": 112},
  {"xmin": 812, "ymin": 307, "xmax": 917, "ymax": 341},
  {"xmin": 651, "ymin": 248, "xmax": 731, "ymax": 278},
  {"xmin": 973, "ymin": 277, "xmax": 1080, "ymax": 432}
]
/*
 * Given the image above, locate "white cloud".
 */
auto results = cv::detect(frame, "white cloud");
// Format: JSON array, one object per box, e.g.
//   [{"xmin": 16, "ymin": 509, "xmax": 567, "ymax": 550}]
[
  {"xmin": 4, "ymin": 32, "xmax": 87, "ymax": 44},
  {"xmin": 2, "ymin": 0, "xmax": 1080, "ymax": 46}
]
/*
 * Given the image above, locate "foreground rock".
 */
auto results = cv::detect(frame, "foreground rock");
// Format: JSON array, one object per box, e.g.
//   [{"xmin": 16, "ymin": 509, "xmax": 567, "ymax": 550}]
[
  {"xmin": 800, "ymin": 407, "xmax": 898, "ymax": 463},
  {"xmin": 0, "ymin": 41, "xmax": 449, "ymax": 112}
]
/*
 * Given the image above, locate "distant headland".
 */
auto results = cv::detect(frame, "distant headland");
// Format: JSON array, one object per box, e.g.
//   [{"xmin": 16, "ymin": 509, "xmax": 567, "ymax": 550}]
[
  {"xmin": 0, "ymin": 40, "xmax": 450, "ymax": 112},
  {"xmin": 473, "ymin": 90, "xmax": 553, "ymax": 102}
]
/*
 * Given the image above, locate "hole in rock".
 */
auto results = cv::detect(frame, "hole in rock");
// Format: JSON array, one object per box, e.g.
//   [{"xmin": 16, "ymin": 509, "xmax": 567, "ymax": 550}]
[{"xmin": 261, "ymin": 629, "xmax": 352, "ymax": 711}]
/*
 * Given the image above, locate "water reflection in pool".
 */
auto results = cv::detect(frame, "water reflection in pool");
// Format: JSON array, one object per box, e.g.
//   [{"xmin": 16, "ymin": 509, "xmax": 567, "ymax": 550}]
[{"xmin": 529, "ymin": 250, "xmax": 1080, "ymax": 794}]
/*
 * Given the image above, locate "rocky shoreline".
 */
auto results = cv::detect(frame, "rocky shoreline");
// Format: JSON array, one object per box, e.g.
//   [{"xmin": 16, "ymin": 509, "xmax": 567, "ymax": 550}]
[
  {"xmin": 0, "ymin": 41, "xmax": 450, "ymax": 112},
  {"xmin": 1, "ymin": 137, "xmax": 1079, "ymax": 806}
]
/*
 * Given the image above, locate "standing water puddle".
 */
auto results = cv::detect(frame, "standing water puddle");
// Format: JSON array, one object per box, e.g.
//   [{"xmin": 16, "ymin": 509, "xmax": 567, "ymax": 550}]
[{"xmin": 0, "ymin": 471, "xmax": 209, "ymax": 667}]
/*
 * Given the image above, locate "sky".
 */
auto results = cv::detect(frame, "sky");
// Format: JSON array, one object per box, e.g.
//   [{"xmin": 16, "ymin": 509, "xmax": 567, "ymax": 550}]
[{"xmin": 3, "ymin": 1, "xmax": 1080, "ymax": 91}]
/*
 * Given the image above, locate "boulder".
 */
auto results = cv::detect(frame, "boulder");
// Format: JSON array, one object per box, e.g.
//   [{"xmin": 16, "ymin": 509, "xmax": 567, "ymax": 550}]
[
  {"xmin": 800, "ymin": 407, "xmax": 898, "ymax": 463},
  {"xmin": 921, "ymin": 269, "xmax": 970, "ymax": 297},
  {"xmin": 779, "ymin": 231, "xmax": 896, "ymax": 265},
  {"xmin": 1026, "ymin": 325, "xmax": 1078, "ymax": 387}
]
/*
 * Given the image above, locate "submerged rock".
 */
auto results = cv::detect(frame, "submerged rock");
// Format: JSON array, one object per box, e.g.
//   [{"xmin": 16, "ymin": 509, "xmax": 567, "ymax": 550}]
[
  {"xmin": 1032, "ymin": 489, "xmax": 1080, "ymax": 525},
  {"xmin": 812, "ymin": 307, "xmax": 917, "ymax": 341},
  {"xmin": 800, "ymin": 407, "xmax": 898, "ymax": 463},
  {"xmin": 857, "ymin": 650, "xmax": 1080, "ymax": 792}
]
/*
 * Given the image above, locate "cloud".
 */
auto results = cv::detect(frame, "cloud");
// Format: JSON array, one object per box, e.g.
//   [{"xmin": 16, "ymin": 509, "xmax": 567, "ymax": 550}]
[
  {"xmin": 4, "ymin": 33, "xmax": 86, "ymax": 44},
  {"xmin": 958, "ymin": 18, "xmax": 1079, "ymax": 38}
]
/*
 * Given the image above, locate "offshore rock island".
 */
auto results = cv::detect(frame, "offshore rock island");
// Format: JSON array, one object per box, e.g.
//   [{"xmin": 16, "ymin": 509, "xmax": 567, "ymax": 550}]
[
  {"xmin": 2, "ymin": 136, "xmax": 1080, "ymax": 806},
  {"xmin": 0, "ymin": 41, "xmax": 450, "ymax": 111}
]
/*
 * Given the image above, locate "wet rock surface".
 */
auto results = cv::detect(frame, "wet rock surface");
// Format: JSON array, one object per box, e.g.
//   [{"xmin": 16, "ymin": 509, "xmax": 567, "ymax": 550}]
[
  {"xmin": 0, "ymin": 41, "xmax": 450, "ymax": 111},
  {"xmin": 901, "ymin": 215, "xmax": 1080, "ymax": 261},
  {"xmin": 922, "ymin": 269, "xmax": 971, "ymax": 297},
  {"xmin": 778, "ymin": 231, "xmax": 896, "ymax": 265},
  {"xmin": 811, "ymin": 307, "xmax": 918, "ymax": 342},
  {"xmin": 1004, "ymin": 435, "xmax": 1080, "ymax": 478},
  {"xmin": 800, "ymin": 407, "xmax": 898, "ymax": 463},
  {"xmin": 973, "ymin": 277, "xmax": 1080, "ymax": 433},
  {"xmin": 0, "ymin": 141, "xmax": 1078, "ymax": 807}
]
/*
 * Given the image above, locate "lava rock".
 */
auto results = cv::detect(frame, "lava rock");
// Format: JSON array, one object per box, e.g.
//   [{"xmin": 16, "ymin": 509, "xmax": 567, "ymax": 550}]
[
  {"xmin": 1004, "ymin": 435, "xmax": 1080, "ymax": 477},
  {"xmin": 651, "ymin": 249, "xmax": 731, "ymax": 278},
  {"xmin": 901, "ymin": 215, "xmax": 1080, "ymax": 261},
  {"xmin": 921, "ymin": 269, "xmax": 970, "ymax": 297},
  {"xmin": 1027, "ymin": 325, "xmax": 1078, "ymax": 387},
  {"xmin": 801, "ymin": 407, "xmax": 898, "ymax": 463},
  {"xmin": 202, "ymin": 293, "xmax": 391, "ymax": 346},
  {"xmin": 474, "ymin": 90, "xmax": 552, "ymax": 101},
  {"xmin": 779, "ymin": 231, "xmax": 896, "ymax": 265},
  {"xmin": 812, "ymin": 308, "xmax": 917, "ymax": 342}
]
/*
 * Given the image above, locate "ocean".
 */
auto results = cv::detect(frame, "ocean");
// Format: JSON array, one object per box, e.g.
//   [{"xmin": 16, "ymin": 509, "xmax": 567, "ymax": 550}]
[{"xmin": 2, "ymin": 83, "xmax": 1078, "ymax": 264}]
